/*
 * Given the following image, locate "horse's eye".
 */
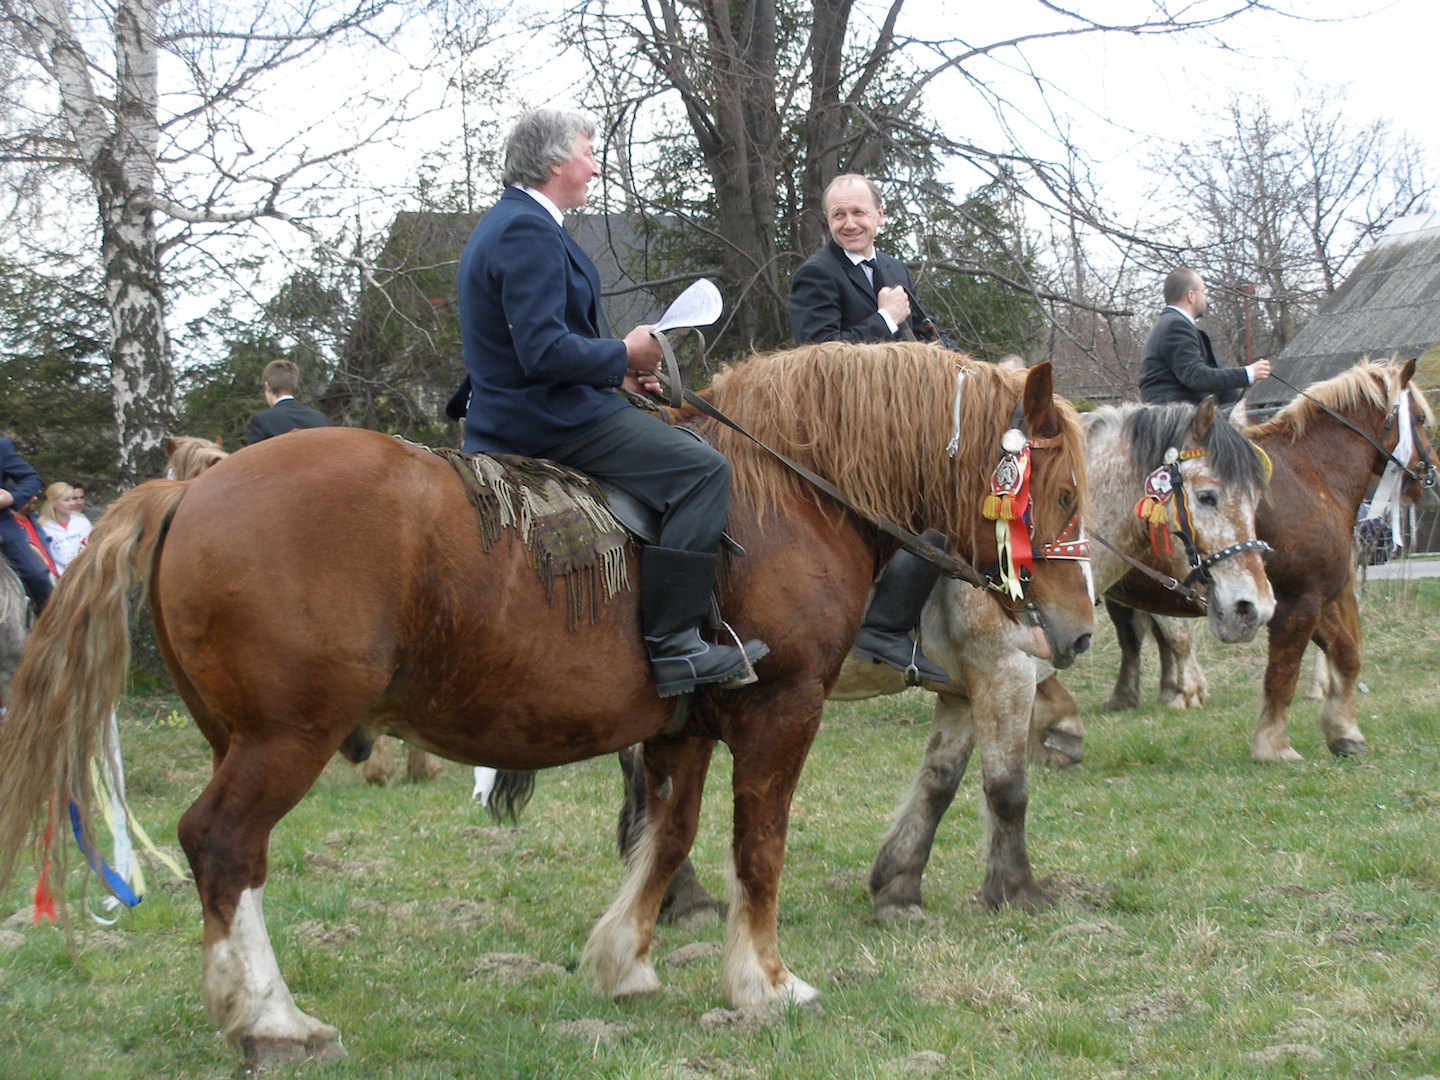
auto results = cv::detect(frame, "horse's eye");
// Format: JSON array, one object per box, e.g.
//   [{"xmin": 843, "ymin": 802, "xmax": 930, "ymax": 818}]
[
  {"xmin": 1058, "ymin": 489, "xmax": 1077, "ymax": 512},
  {"xmin": 1197, "ymin": 490, "xmax": 1219, "ymax": 509}
]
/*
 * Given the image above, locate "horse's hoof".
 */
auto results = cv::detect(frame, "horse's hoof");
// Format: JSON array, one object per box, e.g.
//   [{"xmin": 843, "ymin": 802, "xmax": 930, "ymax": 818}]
[
  {"xmin": 240, "ymin": 1033, "xmax": 346, "ymax": 1070},
  {"xmin": 1101, "ymin": 695, "xmax": 1138, "ymax": 713},
  {"xmin": 1329, "ymin": 738, "xmax": 1367, "ymax": 758},
  {"xmin": 873, "ymin": 900, "xmax": 926, "ymax": 923},
  {"xmin": 1036, "ymin": 731, "xmax": 1085, "ymax": 767},
  {"xmin": 612, "ymin": 962, "xmax": 661, "ymax": 998},
  {"xmin": 982, "ymin": 883, "xmax": 1055, "ymax": 912}
]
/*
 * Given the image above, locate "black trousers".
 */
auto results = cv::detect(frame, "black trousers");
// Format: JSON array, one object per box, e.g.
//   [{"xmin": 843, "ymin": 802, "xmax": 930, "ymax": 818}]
[{"xmin": 542, "ymin": 406, "xmax": 731, "ymax": 555}]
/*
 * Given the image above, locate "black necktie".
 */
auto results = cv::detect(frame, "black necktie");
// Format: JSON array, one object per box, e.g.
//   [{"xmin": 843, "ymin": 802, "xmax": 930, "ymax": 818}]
[{"xmin": 861, "ymin": 257, "xmax": 881, "ymax": 289}]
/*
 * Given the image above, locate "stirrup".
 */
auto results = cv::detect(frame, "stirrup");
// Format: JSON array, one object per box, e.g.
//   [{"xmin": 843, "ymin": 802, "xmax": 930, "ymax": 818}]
[{"xmin": 714, "ymin": 620, "xmax": 762, "ymax": 689}]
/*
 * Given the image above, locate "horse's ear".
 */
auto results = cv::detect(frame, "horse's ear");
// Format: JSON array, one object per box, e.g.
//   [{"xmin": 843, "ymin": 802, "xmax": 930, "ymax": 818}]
[
  {"xmin": 164, "ymin": 436, "xmax": 178, "ymax": 455},
  {"xmin": 212, "ymin": 437, "xmax": 224, "ymax": 449},
  {"xmin": 1022, "ymin": 361, "xmax": 1060, "ymax": 439},
  {"xmin": 1400, "ymin": 356, "xmax": 1417, "ymax": 388},
  {"xmin": 1192, "ymin": 396, "xmax": 1217, "ymax": 440}
]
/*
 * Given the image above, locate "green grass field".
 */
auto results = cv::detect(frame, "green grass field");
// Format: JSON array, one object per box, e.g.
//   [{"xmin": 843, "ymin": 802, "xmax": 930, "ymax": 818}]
[{"xmin": 2, "ymin": 574, "xmax": 1439, "ymax": 1079}]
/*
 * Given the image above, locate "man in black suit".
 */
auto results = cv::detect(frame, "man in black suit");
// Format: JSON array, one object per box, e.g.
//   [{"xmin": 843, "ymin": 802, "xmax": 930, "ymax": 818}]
[
  {"xmin": 786, "ymin": 173, "xmax": 949, "ymax": 685},
  {"xmin": 247, "ymin": 360, "xmax": 329, "ymax": 444},
  {"xmin": 788, "ymin": 174, "xmax": 934, "ymax": 345},
  {"xmin": 1138, "ymin": 268, "xmax": 1270, "ymax": 407}
]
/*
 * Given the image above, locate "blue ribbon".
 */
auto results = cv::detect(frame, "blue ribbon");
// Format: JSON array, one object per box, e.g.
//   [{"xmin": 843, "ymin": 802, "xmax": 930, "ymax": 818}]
[{"xmin": 68, "ymin": 802, "xmax": 142, "ymax": 909}]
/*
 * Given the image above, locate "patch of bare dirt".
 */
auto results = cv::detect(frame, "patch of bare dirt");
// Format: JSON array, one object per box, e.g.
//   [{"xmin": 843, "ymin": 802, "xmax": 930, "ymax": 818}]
[
  {"xmin": 881, "ymin": 1050, "xmax": 948, "ymax": 1075},
  {"xmin": 663, "ymin": 941, "xmax": 721, "ymax": 968},
  {"xmin": 81, "ymin": 930, "xmax": 129, "ymax": 950},
  {"xmin": 549, "ymin": 1018, "xmax": 632, "ymax": 1046},
  {"xmin": 670, "ymin": 1053, "xmax": 756, "ymax": 1079},
  {"xmin": 1115, "ymin": 992, "xmax": 1191, "ymax": 1023},
  {"xmin": 1244, "ymin": 1043, "xmax": 1325, "ymax": 1068},
  {"xmin": 304, "ymin": 851, "xmax": 392, "ymax": 878},
  {"xmin": 1038, "ymin": 872, "xmax": 1113, "ymax": 907},
  {"xmin": 1049, "ymin": 919, "xmax": 1124, "ymax": 939},
  {"xmin": 466, "ymin": 952, "xmax": 565, "ymax": 984},
  {"xmin": 0, "ymin": 929, "xmax": 24, "ymax": 949},
  {"xmin": 697, "ymin": 1005, "xmax": 781, "ymax": 1033},
  {"xmin": 295, "ymin": 920, "xmax": 362, "ymax": 948}
]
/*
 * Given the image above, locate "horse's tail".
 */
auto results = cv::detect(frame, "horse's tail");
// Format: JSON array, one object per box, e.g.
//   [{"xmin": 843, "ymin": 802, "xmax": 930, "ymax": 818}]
[
  {"xmin": 0, "ymin": 479, "xmax": 189, "ymax": 904},
  {"xmin": 487, "ymin": 771, "xmax": 536, "ymax": 826}
]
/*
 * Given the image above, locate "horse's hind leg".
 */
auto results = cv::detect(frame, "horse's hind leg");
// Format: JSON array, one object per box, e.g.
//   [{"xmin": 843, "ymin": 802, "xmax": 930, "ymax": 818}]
[
  {"xmin": 870, "ymin": 691, "xmax": 975, "ymax": 920},
  {"xmin": 179, "ymin": 737, "xmax": 347, "ymax": 1067},
  {"xmin": 585, "ymin": 735, "xmax": 715, "ymax": 998},
  {"xmin": 1314, "ymin": 593, "xmax": 1366, "ymax": 757},
  {"xmin": 1103, "ymin": 601, "xmax": 1146, "ymax": 711}
]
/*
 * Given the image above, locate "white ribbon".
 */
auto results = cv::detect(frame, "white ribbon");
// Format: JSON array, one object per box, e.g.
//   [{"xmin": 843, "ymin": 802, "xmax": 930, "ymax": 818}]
[
  {"xmin": 1363, "ymin": 387, "xmax": 1416, "ymax": 548},
  {"xmin": 946, "ymin": 370, "xmax": 966, "ymax": 458}
]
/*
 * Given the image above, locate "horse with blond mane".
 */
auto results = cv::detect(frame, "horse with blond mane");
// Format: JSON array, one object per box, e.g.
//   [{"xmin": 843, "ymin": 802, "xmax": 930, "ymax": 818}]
[{"xmin": 0, "ymin": 341, "xmax": 1093, "ymax": 1068}]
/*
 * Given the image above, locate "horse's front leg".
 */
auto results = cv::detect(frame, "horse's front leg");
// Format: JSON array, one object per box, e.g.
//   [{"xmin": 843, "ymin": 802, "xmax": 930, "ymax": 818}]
[
  {"xmin": 1313, "ymin": 592, "xmax": 1366, "ymax": 757},
  {"xmin": 179, "ymin": 737, "xmax": 347, "ymax": 1069},
  {"xmin": 615, "ymin": 744, "xmax": 724, "ymax": 924},
  {"xmin": 1252, "ymin": 598, "xmax": 1321, "ymax": 762},
  {"xmin": 585, "ymin": 735, "xmax": 714, "ymax": 997},
  {"xmin": 972, "ymin": 653, "xmax": 1051, "ymax": 910},
  {"xmin": 720, "ymin": 697, "xmax": 824, "ymax": 1009},
  {"xmin": 1152, "ymin": 614, "xmax": 1207, "ymax": 708},
  {"xmin": 1102, "ymin": 600, "xmax": 1146, "ymax": 711},
  {"xmin": 869, "ymin": 690, "xmax": 975, "ymax": 920}
]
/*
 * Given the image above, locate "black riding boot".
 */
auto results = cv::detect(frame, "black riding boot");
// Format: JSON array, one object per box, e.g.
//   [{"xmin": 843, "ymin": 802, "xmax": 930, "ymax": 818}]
[
  {"xmin": 642, "ymin": 547, "xmax": 768, "ymax": 698},
  {"xmin": 852, "ymin": 531, "xmax": 950, "ymax": 684}
]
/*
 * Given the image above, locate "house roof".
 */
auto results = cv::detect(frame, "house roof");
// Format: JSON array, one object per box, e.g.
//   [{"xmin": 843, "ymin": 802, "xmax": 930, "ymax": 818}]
[{"xmin": 1254, "ymin": 212, "xmax": 1440, "ymax": 407}]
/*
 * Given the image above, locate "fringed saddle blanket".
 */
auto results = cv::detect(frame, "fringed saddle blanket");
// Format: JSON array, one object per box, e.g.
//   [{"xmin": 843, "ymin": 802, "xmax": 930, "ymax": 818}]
[{"xmin": 420, "ymin": 443, "xmax": 632, "ymax": 628}]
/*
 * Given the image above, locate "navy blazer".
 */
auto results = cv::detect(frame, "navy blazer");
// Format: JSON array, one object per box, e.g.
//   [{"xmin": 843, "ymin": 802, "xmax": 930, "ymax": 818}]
[
  {"xmin": 247, "ymin": 397, "xmax": 329, "ymax": 444},
  {"xmin": 788, "ymin": 238, "xmax": 927, "ymax": 344},
  {"xmin": 1138, "ymin": 307, "xmax": 1249, "ymax": 406},
  {"xmin": 458, "ymin": 188, "xmax": 629, "ymax": 456},
  {"xmin": 0, "ymin": 437, "xmax": 42, "ymax": 512}
]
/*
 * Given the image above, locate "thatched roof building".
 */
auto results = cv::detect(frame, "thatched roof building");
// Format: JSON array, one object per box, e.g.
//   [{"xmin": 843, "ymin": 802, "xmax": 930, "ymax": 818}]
[{"xmin": 1253, "ymin": 211, "xmax": 1440, "ymax": 410}]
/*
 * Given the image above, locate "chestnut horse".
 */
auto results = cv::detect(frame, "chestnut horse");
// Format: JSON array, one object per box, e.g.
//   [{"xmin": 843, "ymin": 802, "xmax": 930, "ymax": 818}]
[
  {"xmin": 0, "ymin": 343, "xmax": 1092, "ymax": 1068},
  {"xmin": 1102, "ymin": 358, "xmax": 1436, "ymax": 761},
  {"xmin": 619, "ymin": 397, "xmax": 1274, "ymax": 922}
]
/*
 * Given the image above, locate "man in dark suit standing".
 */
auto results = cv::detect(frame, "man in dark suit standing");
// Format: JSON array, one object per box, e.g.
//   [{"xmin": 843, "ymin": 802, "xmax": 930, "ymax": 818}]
[
  {"xmin": 788, "ymin": 174, "xmax": 935, "ymax": 345},
  {"xmin": 1138, "ymin": 268, "xmax": 1270, "ymax": 407},
  {"xmin": 458, "ymin": 108, "xmax": 764, "ymax": 698},
  {"xmin": 784, "ymin": 173, "xmax": 949, "ymax": 685},
  {"xmin": 247, "ymin": 360, "xmax": 329, "ymax": 443},
  {"xmin": 0, "ymin": 437, "xmax": 54, "ymax": 611}
]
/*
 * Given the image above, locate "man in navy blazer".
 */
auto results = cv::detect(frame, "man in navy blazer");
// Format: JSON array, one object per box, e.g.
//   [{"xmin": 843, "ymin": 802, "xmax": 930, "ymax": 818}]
[
  {"xmin": 1139, "ymin": 268, "xmax": 1270, "ymax": 407},
  {"xmin": 457, "ymin": 109, "xmax": 765, "ymax": 697},
  {"xmin": 788, "ymin": 174, "xmax": 934, "ymax": 345},
  {"xmin": 0, "ymin": 437, "xmax": 54, "ymax": 610},
  {"xmin": 247, "ymin": 359, "xmax": 329, "ymax": 443}
]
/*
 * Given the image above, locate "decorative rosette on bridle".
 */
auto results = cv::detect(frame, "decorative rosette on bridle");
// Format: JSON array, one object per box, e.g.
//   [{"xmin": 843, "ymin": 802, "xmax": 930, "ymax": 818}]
[
  {"xmin": 982, "ymin": 429, "xmax": 1034, "ymax": 599},
  {"xmin": 1134, "ymin": 447, "xmax": 1204, "ymax": 557}
]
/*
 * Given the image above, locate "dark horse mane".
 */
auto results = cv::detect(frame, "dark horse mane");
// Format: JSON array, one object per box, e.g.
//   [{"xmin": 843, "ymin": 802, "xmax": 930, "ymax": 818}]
[
  {"xmin": 1086, "ymin": 401, "xmax": 1269, "ymax": 491},
  {"xmin": 688, "ymin": 341, "xmax": 1086, "ymax": 554},
  {"xmin": 1246, "ymin": 358, "xmax": 1434, "ymax": 442}
]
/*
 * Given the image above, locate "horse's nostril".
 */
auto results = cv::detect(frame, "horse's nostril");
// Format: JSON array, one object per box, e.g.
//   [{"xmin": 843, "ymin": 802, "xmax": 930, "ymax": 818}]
[
  {"xmin": 1073, "ymin": 633, "xmax": 1092, "ymax": 656},
  {"xmin": 1235, "ymin": 600, "xmax": 1256, "ymax": 624}
]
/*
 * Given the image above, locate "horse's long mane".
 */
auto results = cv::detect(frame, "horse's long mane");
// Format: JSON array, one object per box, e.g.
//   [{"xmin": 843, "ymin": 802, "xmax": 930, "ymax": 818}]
[
  {"xmin": 1086, "ymin": 402, "xmax": 1269, "ymax": 491},
  {"xmin": 166, "ymin": 436, "xmax": 229, "ymax": 480},
  {"xmin": 1247, "ymin": 359, "xmax": 1434, "ymax": 442},
  {"xmin": 693, "ymin": 341, "xmax": 1086, "ymax": 553}
]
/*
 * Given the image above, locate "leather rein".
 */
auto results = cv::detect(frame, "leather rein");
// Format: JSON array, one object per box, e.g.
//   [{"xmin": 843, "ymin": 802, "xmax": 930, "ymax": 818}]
[{"xmin": 650, "ymin": 330, "xmax": 1080, "ymax": 604}]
